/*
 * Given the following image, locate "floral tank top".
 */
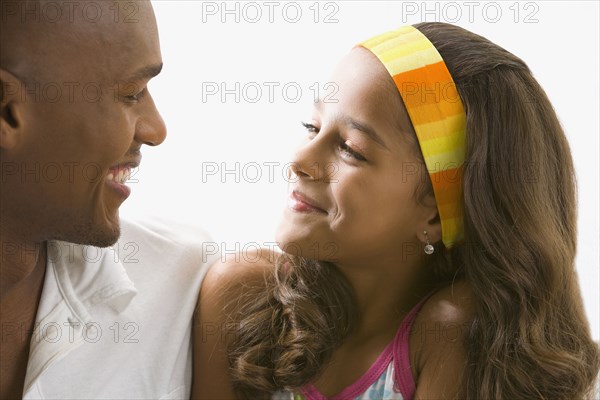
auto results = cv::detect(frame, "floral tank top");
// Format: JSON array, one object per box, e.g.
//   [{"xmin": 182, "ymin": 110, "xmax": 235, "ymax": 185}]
[{"xmin": 272, "ymin": 293, "xmax": 433, "ymax": 400}]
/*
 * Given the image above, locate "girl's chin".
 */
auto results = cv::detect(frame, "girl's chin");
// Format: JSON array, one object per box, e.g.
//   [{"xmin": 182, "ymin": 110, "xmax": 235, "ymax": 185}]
[
  {"xmin": 275, "ymin": 219, "xmax": 338, "ymax": 260},
  {"xmin": 274, "ymin": 237, "xmax": 335, "ymax": 262}
]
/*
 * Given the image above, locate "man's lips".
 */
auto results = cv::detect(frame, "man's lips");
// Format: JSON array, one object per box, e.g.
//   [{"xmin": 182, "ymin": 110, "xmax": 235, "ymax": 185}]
[
  {"xmin": 289, "ymin": 190, "xmax": 328, "ymax": 214},
  {"xmin": 104, "ymin": 159, "xmax": 140, "ymax": 201},
  {"xmin": 106, "ymin": 160, "xmax": 140, "ymax": 185}
]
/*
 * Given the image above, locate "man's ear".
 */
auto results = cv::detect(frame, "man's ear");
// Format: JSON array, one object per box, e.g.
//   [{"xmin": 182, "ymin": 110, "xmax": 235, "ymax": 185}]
[{"xmin": 0, "ymin": 69, "xmax": 25, "ymax": 150}]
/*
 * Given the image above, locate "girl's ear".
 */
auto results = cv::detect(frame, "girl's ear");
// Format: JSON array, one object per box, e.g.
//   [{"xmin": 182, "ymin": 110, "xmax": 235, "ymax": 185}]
[
  {"xmin": 418, "ymin": 208, "xmax": 442, "ymax": 245},
  {"xmin": 0, "ymin": 69, "xmax": 26, "ymax": 150}
]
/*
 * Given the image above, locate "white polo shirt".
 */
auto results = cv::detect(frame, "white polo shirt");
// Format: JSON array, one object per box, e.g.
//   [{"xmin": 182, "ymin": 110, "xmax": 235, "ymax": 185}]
[{"xmin": 23, "ymin": 217, "xmax": 218, "ymax": 399}]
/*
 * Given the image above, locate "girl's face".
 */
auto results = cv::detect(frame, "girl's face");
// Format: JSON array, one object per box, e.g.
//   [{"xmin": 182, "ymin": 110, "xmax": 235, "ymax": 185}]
[{"xmin": 276, "ymin": 47, "xmax": 440, "ymax": 265}]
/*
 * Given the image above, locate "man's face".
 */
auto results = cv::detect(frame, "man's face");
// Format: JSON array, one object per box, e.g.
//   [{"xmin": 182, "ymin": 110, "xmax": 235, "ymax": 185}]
[{"xmin": 1, "ymin": 0, "xmax": 166, "ymax": 247}]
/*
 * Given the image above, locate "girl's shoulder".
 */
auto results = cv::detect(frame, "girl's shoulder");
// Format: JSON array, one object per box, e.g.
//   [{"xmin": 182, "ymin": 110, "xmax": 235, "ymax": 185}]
[
  {"xmin": 195, "ymin": 248, "xmax": 280, "ymax": 338},
  {"xmin": 200, "ymin": 248, "xmax": 278, "ymax": 304},
  {"xmin": 417, "ymin": 279, "xmax": 476, "ymax": 329},
  {"xmin": 192, "ymin": 249, "xmax": 280, "ymax": 398},
  {"xmin": 408, "ymin": 280, "xmax": 476, "ymax": 398}
]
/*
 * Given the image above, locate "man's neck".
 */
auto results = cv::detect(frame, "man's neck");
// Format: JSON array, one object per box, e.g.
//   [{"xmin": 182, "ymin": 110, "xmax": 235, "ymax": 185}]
[
  {"xmin": 0, "ymin": 231, "xmax": 48, "ymax": 399},
  {"xmin": 1, "ymin": 229, "xmax": 47, "ymax": 300}
]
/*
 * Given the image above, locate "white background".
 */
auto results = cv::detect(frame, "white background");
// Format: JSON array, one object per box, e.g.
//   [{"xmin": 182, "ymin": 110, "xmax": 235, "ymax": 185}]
[{"xmin": 122, "ymin": 1, "xmax": 599, "ymax": 341}]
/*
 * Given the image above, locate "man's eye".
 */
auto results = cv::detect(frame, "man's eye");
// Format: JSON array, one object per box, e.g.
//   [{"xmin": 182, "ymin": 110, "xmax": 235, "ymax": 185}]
[{"xmin": 125, "ymin": 88, "xmax": 147, "ymax": 102}]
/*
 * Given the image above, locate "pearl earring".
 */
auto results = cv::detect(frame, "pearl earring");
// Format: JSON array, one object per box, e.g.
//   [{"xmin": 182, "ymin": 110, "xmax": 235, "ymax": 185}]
[{"xmin": 424, "ymin": 230, "xmax": 434, "ymax": 255}]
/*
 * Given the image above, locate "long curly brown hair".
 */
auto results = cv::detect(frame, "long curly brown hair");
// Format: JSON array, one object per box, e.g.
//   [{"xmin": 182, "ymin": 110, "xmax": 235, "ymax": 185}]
[{"xmin": 226, "ymin": 22, "xmax": 600, "ymax": 399}]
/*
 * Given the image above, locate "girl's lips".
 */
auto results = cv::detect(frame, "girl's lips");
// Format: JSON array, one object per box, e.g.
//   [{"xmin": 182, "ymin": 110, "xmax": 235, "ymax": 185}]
[{"xmin": 289, "ymin": 190, "xmax": 328, "ymax": 214}]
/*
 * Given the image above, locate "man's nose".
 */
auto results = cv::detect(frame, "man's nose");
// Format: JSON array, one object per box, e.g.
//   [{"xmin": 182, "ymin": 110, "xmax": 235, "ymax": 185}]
[{"xmin": 134, "ymin": 99, "xmax": 167, "ymax": 146}]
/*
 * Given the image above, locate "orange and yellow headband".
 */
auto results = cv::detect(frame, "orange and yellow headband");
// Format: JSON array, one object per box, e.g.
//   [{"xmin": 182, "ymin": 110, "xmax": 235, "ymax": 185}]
[{"xmin": 358, "ymin": 25, "xmax": 466, "ymax": 249}]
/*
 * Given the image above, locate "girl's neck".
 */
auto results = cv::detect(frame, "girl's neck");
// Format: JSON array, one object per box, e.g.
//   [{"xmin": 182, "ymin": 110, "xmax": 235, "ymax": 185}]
[{"xmin": 336, "ymin": 254, "xmax": 437, "ymax": 342}]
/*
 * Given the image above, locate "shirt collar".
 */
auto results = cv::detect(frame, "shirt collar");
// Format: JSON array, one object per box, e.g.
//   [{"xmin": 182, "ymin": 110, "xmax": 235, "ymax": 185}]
[{"xmin": 47, "ymin": 240, "xmax": 138, "ymax": 323}]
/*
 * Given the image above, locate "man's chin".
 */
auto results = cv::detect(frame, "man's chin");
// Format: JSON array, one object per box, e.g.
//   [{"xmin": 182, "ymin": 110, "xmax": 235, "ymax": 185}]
[
  {"xmin": 56, "ymin": 216, "xmax": 122, "ymax": 248},
  {"xmin": 88, "ymin": 216, "xmax": 122, "ymax": 248},
  {"xmin": 87, "ymin": 229, "xmax": 121, "ymax": 248}
]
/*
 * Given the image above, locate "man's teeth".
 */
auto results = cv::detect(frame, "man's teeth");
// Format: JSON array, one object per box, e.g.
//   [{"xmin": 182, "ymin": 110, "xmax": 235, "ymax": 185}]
[{"xmin": 106, "ymin": 168, "xmax": 131, "ymax": 184}]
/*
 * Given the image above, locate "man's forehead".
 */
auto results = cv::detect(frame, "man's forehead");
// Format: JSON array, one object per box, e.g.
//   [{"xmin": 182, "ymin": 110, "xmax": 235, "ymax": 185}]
[
  {"xmin": 1, "ymin": 0, "xmax": 159, "ymax": 82},
  {"xmin": 1, "ymin": 0, "xmax": 154, "ymax": 27}
]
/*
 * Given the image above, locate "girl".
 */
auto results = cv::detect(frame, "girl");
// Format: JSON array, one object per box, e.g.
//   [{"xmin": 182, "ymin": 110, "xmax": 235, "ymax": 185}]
[{"xmin": 192, "ymin": 22, "xmax": 600, "ymax": 399}]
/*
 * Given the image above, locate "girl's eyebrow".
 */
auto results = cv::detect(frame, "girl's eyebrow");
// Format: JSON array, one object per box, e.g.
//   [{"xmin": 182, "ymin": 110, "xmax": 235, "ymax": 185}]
[
  {"xmin": 341, "ymin": 116, "xmax": 389, "ymax": 150},
  {"xmin": 314, "ymin": 99, "xmax": 390, "ymax": 150}
]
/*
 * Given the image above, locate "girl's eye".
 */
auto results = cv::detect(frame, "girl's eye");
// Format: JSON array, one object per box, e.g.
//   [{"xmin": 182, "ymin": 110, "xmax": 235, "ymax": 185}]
[
  {"xmin": 301, "ymin": 122, "xmax": 367, "ymax": 162},
  {"xmin": 339, "ymin": 141, "xmax": 367, "ymax": 162},
  {"xmin": 301, "ymin": 121, "xmax": 319, "ymax": 134}
]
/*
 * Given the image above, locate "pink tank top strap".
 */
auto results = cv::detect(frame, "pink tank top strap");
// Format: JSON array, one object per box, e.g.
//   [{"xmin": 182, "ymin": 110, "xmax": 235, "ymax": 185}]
[
  {"xmin": 299, "ymin": 289, "xmax": 439, "ymax": 400},
  {"xmin": 392, "ymin": 289, "xmax": 439, "ymax": 400}
]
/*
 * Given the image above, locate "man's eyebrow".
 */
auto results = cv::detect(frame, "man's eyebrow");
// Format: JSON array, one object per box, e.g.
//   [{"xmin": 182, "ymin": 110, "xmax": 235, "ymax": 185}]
[
  {"xmin": 341, "ymin": 115, "xmax": 389, "ymax": 150},
  {"xmin": 120, "ymin": 63, "xmax": 163, "ymax": 83}
]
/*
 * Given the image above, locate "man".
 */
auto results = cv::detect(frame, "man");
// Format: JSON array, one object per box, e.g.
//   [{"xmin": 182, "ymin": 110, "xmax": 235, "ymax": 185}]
[{"xmin": 1, "ymin": 1, "xmax": 215, "ymax": 398}]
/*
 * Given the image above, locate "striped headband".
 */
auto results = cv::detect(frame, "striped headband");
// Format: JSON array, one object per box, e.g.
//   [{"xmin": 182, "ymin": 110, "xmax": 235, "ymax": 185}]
[{"xmin": 358, "ymin": 25, "xmax": 467, "ymax": 249}]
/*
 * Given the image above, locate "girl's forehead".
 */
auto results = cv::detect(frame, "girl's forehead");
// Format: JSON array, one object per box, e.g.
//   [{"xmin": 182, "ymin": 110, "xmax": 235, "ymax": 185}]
[{"xmin": 324, "ymin": 48, "xmax": 415, "ymax": 138}]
